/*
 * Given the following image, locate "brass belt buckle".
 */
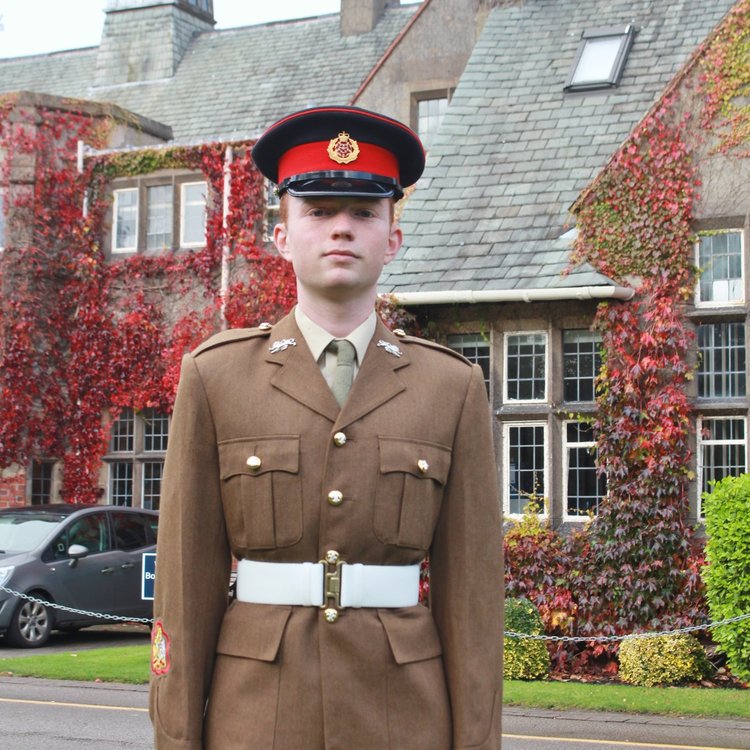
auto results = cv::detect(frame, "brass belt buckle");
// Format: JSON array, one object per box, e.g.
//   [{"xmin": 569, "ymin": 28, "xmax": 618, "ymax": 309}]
[{"xmin": 319, "ymin": 551, "xmax": 346, "ymax": 622}]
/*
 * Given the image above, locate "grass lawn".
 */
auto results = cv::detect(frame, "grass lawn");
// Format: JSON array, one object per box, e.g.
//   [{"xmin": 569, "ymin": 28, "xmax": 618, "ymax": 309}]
[
  {"xmin": 1, "ymin": 646, "xmax": 748, "ymax": 720},
  {"xmin": 0, "ymin": 645, "xmax": 151, "ymax": 684},
  {"xmin": 505, "ymin": 679, "xmax": 750, "ymax": 719}
]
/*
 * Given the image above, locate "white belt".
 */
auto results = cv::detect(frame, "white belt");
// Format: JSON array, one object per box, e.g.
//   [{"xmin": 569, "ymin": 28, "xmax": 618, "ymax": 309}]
[{"xmin": 235, "ymin": 557, "xmax": 420, "ymax": 609}]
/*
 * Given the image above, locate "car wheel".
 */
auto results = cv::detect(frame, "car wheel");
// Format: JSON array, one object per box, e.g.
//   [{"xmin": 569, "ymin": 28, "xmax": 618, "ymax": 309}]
[{"xmin": 5, "ymin": 595, "xmax": 53, "ymax": 648}]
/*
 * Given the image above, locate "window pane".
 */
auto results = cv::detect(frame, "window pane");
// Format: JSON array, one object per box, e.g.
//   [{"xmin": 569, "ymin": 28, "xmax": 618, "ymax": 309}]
[
  {"xmin": 110, "ymin": 408, "xmax": 135, "ymax": 452},
  {"xmin": 571, "ymin": 36, "xmax": 622, "ymax": 84},
  {"xmin": 143, "ymin": 409, "xmax": 169, "ymax": 452},
  {"xmin": 507, "ymin": 424, "xmax": 545, "ymax": 515},
  {"xmin": 112, "ymin": 511, "xmax": 153, "ymax": 550},
  {"xmin": 417, "ymin": 96, "xmax": 449, "ymax": 150},
  {"xmin": 30, "ymin": 461, "xmax": 54, "ymax": 505},
  {"xmin": 699, "ymin": 418, "xmax": 747, "ymax": 511},
  {"xmin": 114, "ymin": 188, "xmax": 138, "ymax": 251},
  {"xmin": 506, "ymin": 333, "xmax": 546, "ymax": 401},
  {"xmin": 447, "ymin": 333, "xmax": 491, "ymax": 394},
  {"xmin": 698, "ymin": 232, "xmax": 743, "ymax": 303},
  {"xmin": 565, "ymin": 422, "xmax": 606, "ymax": 517},
  {"xmin": 67, "ymin": 513, "xmax": 110, "ymax": 553},
  {"xmin": 698, "ymin": 322, "xmax": 746, "ymax": 398},
  {"xmin": 142, "ymin": 462, "xmax": 163, "ymax": 511},
  {"xmin": 146, "ymin": 185, "xmax": 173, "ymax": 250},
  {"xmin": 109, "ymin": 462, "xmax": 133, "ymax": 507},
  {"xmin": 181, "ymin": 182, "xmax": 207, "ymax": 246},
  {"xmin": 563, "ymin": 330, "xmax": 602, "ymax": 402}
]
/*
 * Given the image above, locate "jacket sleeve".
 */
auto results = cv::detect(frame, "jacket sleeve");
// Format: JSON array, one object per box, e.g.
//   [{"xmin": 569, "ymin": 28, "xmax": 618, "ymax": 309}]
[
  {"xmin": 150, "ymin": 354, "xmax": 231, "ymax": 750},
  {"xmin": 430, "ymin": 363, "xmax": 504, "ymax": 750}
]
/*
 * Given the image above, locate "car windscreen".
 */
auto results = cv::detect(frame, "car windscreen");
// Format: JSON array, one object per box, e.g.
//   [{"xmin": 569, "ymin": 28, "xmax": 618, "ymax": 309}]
[{"xmin": 0, "ymin": 513, "xmax": 66, "ymax": 553}]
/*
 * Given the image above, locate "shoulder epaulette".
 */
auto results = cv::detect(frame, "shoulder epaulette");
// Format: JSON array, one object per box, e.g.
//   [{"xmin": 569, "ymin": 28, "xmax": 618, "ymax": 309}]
[
  {"xmin": 391, "ymin": 329, "xmax": 473, "ymax": 366},
  {"xmin": 192, "ymin": 325, "xmax": 272, "ymax": 357}
]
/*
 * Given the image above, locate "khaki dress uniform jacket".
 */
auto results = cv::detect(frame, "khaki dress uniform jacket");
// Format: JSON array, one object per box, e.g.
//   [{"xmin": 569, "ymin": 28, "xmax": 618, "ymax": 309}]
[{"xmin": 150, "ymin": 311, "xmax": 504, "ymax": 750}]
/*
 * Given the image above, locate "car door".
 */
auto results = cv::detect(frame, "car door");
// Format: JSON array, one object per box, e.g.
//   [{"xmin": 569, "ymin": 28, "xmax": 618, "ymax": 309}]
[
  {"xmin": 109, "ymin": 511, "xmax": 157, "ymax": 619},
  {"xmin": 44, "ymin": 511, "xmax": 118, "ymax": 625}
]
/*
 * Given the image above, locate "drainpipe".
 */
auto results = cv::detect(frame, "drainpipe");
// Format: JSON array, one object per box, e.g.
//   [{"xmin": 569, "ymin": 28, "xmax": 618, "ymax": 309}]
[
  {"xmin": 220, "ymin": 145, "xmax": 233, "ymax": 329},
  {"xmin": 77, "ymin": 140, "xmax": 88, "ymax": 218}
]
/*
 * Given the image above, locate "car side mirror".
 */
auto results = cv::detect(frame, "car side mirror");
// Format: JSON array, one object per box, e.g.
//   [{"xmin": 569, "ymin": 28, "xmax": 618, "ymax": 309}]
[{"xmin": 67, "ymin": 543, "xmax": 89, "ymax": 568}]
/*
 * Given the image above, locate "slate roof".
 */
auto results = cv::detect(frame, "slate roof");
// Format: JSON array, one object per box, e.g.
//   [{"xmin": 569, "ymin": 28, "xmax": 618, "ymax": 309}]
[
  {"xmin": 0, "ymin": 7, "xmax": 417, "ymax": 142},
  {"xmin": 380, "ymin": 0, "xmax": 737, "ymax": 295}
]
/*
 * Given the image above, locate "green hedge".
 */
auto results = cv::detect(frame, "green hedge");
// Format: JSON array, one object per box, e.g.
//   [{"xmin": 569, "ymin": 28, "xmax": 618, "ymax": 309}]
[
  {"xmin": 504, "ymin": 597, "xmax": 550, "ymax": 680},
  {"xmin": 619, "ymin": 634, "xmax": 710, "ymax": 687},
  {"xmin": 702, "ymin": 473, "xmax": 750, "ymax": 681}
]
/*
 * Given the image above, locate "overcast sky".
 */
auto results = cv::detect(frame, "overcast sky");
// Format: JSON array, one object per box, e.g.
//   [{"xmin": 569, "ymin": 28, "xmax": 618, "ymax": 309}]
[{"xmin": 0, "ymin": 1, "xmax": 420, "ymax": 59}]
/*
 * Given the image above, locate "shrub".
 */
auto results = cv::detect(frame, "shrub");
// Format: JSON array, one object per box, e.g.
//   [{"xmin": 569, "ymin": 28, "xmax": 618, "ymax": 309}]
[
  {"xmin": 618, "ymin": 634, "xmax": 710, "ymax": 687},
  {"xmin": 504, "ymin": 597, "xmax": 551, "ymax": 680},
  {"xmin": 702, "ymin": 473, "xmax": 750, "ymax": 682}
]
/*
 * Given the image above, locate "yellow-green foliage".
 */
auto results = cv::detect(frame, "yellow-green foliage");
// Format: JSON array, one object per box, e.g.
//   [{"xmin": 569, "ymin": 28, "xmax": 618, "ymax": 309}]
[
  {"xmin": 618, "ymin": 634, "xmax": 710, "ymax": 687},
  {"xmin": 504, "ymin": 597, "xmax": 550, "ymax": 680}
]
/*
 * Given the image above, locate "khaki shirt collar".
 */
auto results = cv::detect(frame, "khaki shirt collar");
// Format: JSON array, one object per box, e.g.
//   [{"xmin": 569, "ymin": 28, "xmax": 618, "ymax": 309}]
[{"xmin": 294, "ymin": 306, "xmax": 376, "ymax": 367}]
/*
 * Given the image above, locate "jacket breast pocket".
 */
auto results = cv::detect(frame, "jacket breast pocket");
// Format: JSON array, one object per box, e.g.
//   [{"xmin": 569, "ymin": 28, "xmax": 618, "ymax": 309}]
[
  {"xmin": 218, "ymin": 435, "xmax": 302, "ymax": 550},
  {"xmin": 374, "ymin": 436, "xmax": 451, "ymax": 550}
]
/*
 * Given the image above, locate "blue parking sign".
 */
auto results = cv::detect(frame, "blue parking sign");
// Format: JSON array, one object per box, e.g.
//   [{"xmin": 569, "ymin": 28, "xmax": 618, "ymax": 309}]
[{"xmin": 142, "ymin": 552, "xmax": 157, "ymax": 600}]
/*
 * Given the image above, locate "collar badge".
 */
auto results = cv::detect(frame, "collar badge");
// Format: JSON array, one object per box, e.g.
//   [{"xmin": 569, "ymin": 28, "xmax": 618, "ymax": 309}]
[
  {"xmin": 327, "ymin": 131, "xmax": 360, "ymax": 165},
  {"xmin": 377, "ymin": 340, "xmax": 402, "ymax": 358},
  {"xmin": 269, "ymin": 338, "xmax": 297, "ymax": 354}
]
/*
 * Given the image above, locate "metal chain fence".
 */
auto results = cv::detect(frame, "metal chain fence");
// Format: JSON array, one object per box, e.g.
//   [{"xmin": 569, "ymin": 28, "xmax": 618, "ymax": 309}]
[
  {"xmin": 2, "ymin": 582, "xmax": 749, "ymax": 641},
  {"xmin": 0, "ymin": 584, "xmax": 152, "ymax": 625}
]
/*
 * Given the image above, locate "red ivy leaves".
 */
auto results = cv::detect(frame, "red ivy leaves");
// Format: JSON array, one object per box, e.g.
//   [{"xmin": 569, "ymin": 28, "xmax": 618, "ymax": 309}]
[
  {"xmin": 0, "ymin": 108, "xmax": 296, "ymax": 503},
  {"xmin": 567, "ymin": 95, "xmax": 705, "ymax": 643}
]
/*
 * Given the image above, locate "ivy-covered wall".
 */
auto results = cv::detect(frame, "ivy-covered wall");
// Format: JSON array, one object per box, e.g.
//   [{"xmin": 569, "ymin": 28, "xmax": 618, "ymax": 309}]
[{"xmin": 0, "ymin": 96, "xmax": 297, "ymax": 505}]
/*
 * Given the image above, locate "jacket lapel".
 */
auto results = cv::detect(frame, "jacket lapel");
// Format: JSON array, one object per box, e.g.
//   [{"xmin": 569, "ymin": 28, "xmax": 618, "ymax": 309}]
[
  {"xmin": 266, "ymin": 313, "xmax": 340, "ymax": 422},
  {"xmin": 336, "ymin": 320, "xmax": 409, "ymax": 428}
]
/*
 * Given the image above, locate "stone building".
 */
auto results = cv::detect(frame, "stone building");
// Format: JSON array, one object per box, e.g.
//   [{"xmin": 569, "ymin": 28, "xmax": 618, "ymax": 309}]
[{"xmin": 0, "ymin": 0, "xmax": 746, "ymax": 524}]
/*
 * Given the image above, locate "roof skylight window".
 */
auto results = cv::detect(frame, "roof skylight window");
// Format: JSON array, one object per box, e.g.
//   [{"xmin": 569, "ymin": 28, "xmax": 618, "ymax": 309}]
[{"xmin": 565, "ymin": 25, "xmax": 635, "ymax": 91}]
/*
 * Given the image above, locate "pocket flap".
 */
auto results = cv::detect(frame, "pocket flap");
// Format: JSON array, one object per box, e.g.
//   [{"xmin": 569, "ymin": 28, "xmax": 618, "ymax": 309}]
[
  {"xmin": 378, "ymin": 607, "xmax": 443, "ymax": 664},
  {"xmin": 378, "ymin": 437, "xmax": 451, "ymax": 485},
  {"xmin": 216, "ymin": 600, "xmax": 292, "ymax": 661},
  {"xmin": 219, "ymin": 436, "xmax": 300, "ymax": 481}
]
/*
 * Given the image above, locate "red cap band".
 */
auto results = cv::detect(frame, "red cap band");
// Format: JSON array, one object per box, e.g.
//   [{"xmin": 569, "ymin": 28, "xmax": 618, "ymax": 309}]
[{"xmin": 278, "ymin": 139, "xmax": 400, "ymax": 183}]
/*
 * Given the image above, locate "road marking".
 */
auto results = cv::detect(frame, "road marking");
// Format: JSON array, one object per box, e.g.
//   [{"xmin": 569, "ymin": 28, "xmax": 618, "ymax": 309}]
[
  {"xmin": 0, "ymin": 697, "xmax": 148, "ymax": 712},
  {"xmin": 504, "ymin": 733, "xmax": 746, "ymax": 750}
]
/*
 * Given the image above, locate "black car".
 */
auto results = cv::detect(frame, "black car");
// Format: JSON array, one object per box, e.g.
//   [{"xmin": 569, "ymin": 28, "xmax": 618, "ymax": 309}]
[{"xmin": 0, "ymin": 504, "xmax": 158, "ymax": 647}]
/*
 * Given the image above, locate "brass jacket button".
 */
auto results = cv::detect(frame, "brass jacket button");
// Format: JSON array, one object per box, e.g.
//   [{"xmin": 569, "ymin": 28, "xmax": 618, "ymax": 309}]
[
  {"xmin": 246, "ymin": 455, "xmax": 262, "ymax": 472},
  {"xmin": 324, "ymin": 608, "xmax": 339, "ymax": 623},
  {"xmin": 333, "ymin": 431, "xmax": 347, "ymax": 446},
  {"xmin": 417, "ymin": 459, "xmax": 429, "ymax": 474},
  {"xmin": 326, "ymin": 550, "xmax": 340, "ymax": 564},
  {"xmin": 327, "ymin": 490, "xmax": 344, "ymax": 507}
]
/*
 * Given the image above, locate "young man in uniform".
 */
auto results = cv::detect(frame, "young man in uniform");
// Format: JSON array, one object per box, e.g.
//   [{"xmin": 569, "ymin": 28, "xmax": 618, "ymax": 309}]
[{"xmin": 150, "ymin": 106, "xmax": 504, "ymax": 750}]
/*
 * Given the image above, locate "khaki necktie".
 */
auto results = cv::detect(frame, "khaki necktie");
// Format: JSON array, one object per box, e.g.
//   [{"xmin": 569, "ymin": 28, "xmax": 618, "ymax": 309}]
[{"xmin": 327, "ymin": 339, "xmax": 356, "ymax": 407}]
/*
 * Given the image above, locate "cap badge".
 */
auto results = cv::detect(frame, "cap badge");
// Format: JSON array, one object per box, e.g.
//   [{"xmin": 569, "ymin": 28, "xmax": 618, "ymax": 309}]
[
  {"xmin": 327, "ymin": 131, "xmax": 360, "ymax": 165},
  {"xmin": 377, "ymin": 340, "xmax": 402, "ymax": 358},
  {"xmin": 269, "ymin": 338, "xmax": 297, "ymax": 354}
]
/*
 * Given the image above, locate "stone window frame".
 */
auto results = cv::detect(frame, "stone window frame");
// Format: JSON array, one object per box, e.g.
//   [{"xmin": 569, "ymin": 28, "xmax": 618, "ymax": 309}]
[
  {"xmin": 447, "ymin": 332, "xmax": 491, "ymax": 396},
  {"xmin": 562, "ymin": 329, "xmax": 602, "ymax": 403},
  {"xmin": 105, "ymin": 407, "xmax": 169, "ymax": 510},
  {"xmin": 697, "ymin": 415, "xmax": 747, "ymax": 517},
  {"xmin": 503, "ymin": 330, "xmax": 548, "ymax": 404},
  {"xmin": 108, "ymin": 172, "xmax": 209, "ymax": 257},
  {"xmin": 697, "ymin": 320, "xmax": 747, "ymax": 400},
  {"xmin": 562, "ymin": 420, "xmax": 607, "ymax": 521},
  {"xmin": 410, "ymin": 88, "xmax": 454, "ymax": 150},
  {"xmin": 503, "ymin": 420, "xmax": 548, "ymax": 518},
  {"xmin": 695, "ymin": 229, "xmax": 746, "ymax": 308}
]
